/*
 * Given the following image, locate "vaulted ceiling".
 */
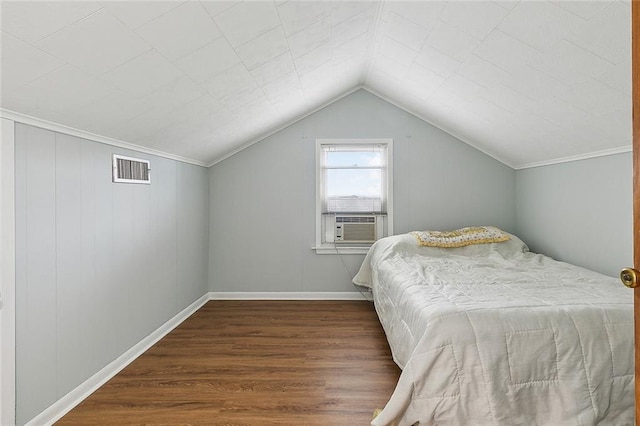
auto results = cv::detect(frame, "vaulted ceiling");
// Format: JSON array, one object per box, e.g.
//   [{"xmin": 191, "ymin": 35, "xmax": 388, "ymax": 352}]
[{"xmin": 0, "ymin": 1, "xmax": 632, "ymax": 168}]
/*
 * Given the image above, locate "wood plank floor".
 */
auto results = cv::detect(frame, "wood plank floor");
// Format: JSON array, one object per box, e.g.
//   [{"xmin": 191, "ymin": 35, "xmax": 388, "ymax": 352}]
[{"xmin": 57, "ymin": 300, "xmax": 401, "ymax": 425}]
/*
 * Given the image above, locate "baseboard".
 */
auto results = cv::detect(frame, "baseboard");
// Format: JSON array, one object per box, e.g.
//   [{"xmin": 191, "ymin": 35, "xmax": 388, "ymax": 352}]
[
  {"xmin": 25, "ymin": 293, "xmax": 210, "ymax": 426},
  {"xmin": 24, "ymin": 291, "xmax": 369, "ymax": 424},
  {"xmin": 208, "ymin": 291, "xmax": 368, "ymax": 300}
]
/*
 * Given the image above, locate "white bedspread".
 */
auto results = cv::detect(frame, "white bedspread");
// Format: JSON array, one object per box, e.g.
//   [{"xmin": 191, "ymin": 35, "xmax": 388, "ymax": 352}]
[{"xmin": 354, "ymin": 234, "xmax": 634, "ymax": 426}]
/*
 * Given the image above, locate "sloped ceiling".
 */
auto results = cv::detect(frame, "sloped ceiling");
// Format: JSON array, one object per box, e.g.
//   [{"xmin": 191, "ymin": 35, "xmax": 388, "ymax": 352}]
[{"xmin": 0, "ymin": 1, "xmax": 632, "ymax": 168}]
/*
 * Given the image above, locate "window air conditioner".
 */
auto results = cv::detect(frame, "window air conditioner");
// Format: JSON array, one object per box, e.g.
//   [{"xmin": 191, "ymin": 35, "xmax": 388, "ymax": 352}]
[{"xmin": 335, "ymin": 215, "xmax": 377, "ymax": 243}]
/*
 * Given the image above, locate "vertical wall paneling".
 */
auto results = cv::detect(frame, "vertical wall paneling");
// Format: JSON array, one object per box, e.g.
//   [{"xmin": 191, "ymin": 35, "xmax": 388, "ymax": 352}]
[
  {"xmin": 112, "ymin": 156, "xmax": 135, "ymax": 351},
  {"xmin": 129, "ymin": 155, "xmax": 153, "ymax": 345},
  {"xmin": 1, "ymin": 118, "xmax": 16, "ymax": 425},
  {"xmin": 137, "ymin": 173, "xmax": 154, "ymax": 335},
  {"xmin": 92, "ymin": 142, "xmax": 117, "ymax": 367},
  {"xmin": 55, "ymin": 133, "xmax": 86, "ymax": 397},
  {"xmin": 14, "ymin": 124, "xmax": 209, "ymax": 424},
  {"xmin": 79, "ymin": 138, "xmax": 97, "ymax": 381},
  {"xmin": 16, "ymin": 125, "xmax": 58, "ymax": 425},
  {"xmin": 14, "ymin": 124, "xmax": 27, "ymax": 426}
]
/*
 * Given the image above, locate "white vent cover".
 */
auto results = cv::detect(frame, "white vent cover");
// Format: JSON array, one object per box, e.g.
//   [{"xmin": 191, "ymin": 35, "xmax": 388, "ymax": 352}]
[
  {"xmin": 112, "ymin": 154, "xmax": 151, "ymax": 184},
  {"xmin": 336, "ymin": 216, "xmax": 376, "ymax": 224}
]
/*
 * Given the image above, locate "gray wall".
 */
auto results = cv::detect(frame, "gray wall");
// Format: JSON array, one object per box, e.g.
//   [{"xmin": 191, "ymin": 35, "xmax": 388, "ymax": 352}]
[
  {"xmin": 208, "ymin": 89, "xmax": 516, "ymax": 293},
  {"xmin": 515, "ymin": 152, "xmax": 632, "ymax": 277},
  {"xmin": 14, "ymin": 123, "xmax": 209, "ymax": 425}
]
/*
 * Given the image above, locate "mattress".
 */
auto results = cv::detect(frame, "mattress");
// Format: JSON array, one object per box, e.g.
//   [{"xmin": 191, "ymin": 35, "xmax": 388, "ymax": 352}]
[{"xmin": 354, "ymin": 234, "xmax": 634, "ymax": 426}]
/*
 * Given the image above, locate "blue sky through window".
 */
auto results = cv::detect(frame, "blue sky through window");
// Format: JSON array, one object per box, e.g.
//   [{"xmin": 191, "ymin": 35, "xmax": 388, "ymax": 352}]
[{"xmin": 325, "ymin": 151, "xmax": 383, "ymax": 198}]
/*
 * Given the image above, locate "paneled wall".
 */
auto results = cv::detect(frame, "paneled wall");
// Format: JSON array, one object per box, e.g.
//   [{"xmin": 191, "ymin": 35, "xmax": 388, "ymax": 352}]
[
  {"xmin": 1, "ymin": 118, "xmax": 16, "ymax": 426},
  {"xmin": 515, "ymin": 152, "xmax": 632, "ymax": 277},
  {"xmin": 14, "ymin": 123, "xmax": 209, "ymax": 425},
  {"xmin": 208, "ymin": 90, "xmax": 516, "ymax": 293}
]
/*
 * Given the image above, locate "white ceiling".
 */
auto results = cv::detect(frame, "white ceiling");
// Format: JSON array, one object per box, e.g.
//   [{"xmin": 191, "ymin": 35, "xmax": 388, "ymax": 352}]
[{"xmin": 0, "ymin": 0, "xmax": 632, "ymax": 168}]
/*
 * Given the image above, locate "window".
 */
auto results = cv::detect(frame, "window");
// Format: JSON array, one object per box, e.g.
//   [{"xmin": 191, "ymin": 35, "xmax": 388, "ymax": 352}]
[{"xmin": 315, "ymin": 139, "xmax": 393, "ymax": 254}]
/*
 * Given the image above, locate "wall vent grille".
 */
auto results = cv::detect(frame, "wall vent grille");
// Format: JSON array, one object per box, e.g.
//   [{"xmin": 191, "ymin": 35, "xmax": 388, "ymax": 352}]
[
  {"xmin": 112, "ymin": 154, "xmax": 151, "ymax": 184},
  {"xmin": 335, "ymin": 216, "xmax": 375, "ymax": 224}
]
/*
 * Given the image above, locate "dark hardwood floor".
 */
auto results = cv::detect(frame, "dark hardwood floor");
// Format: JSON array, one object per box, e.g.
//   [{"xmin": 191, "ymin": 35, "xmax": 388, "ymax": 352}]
[{"xmin": 57, "ymin": 300, "xmax": 401, "ymax": 425}]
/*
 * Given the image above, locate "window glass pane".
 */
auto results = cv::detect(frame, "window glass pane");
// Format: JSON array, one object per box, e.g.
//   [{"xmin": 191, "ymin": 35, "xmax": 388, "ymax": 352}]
[
  {"xmin": 326, "ymin": 150, "xmax": 383, "ymax": 168},
  {"xmin": 325, "ymin": 168, "xmax": 382, "ymax": 212}
]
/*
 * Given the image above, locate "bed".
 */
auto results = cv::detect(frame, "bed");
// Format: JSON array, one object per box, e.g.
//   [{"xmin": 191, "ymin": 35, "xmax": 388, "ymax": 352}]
[{"xmin": 353, "ymin": 228, "xmax": 634, "ymax": 426}]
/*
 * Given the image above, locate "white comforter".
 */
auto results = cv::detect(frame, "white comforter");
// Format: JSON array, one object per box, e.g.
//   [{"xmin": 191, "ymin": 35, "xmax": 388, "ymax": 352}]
[{"xmin": 353, "ymin": 234, "xmax": 634, "ymax": 426}]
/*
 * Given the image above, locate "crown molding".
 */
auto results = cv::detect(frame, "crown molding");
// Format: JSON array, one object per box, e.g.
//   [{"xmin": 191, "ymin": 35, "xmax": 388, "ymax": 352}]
[
  {"xmin": 3, "ymin": 98, "xmax": 630, "ymax": 172},
  {"xmin": 514, "ymin": 146, "xmax": 632, "ymax": 170},
  {"xmin": 0, "ymin": 109, "xmax": 208, "ymax": 167}
]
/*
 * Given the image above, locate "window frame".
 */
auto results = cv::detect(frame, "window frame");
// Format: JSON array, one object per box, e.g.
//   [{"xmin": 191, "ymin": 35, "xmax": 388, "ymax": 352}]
[{"xmin": 314, "ymin": 138, "xmax": 393, "ymax": 254}]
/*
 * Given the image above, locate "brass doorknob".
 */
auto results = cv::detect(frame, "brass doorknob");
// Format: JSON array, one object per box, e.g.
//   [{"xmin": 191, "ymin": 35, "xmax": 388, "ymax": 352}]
[{"xmin": 620, "ymin": 268, "xmax": 640, "ymax": 288}]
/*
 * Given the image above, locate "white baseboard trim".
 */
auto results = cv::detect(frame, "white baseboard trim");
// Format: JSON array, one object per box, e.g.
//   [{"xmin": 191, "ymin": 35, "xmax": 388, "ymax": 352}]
[
  {"xmin": 24, "ymin": 291, "xmax": 369, "ymax": 425},
  {"xmin": 208, "ymin": 291, "xmax": 368, "ymax": 300},
  {"xmin": 25, "ymin": 293, "xmax": 210, "ymax": 426}
]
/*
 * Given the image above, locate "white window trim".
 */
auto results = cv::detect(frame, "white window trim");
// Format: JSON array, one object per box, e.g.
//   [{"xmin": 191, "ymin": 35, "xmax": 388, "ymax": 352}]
[{"xmin": 313, "ymin": 138, "xmax": 393, "ymax": 254}]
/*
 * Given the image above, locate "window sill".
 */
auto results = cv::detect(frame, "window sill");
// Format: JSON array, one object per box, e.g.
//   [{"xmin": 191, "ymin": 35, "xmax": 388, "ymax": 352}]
[{"xmin": 312, "ymin": 246, "xmax": 371, "ymax": 255}]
